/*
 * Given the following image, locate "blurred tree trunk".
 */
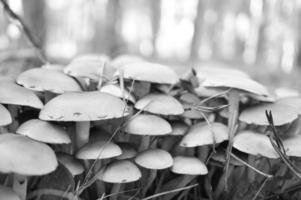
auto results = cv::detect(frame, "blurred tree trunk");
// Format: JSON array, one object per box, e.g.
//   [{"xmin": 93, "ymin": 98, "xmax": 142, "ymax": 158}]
[
  {"xmin": 190, "ymin": 0, "xmax": 206, "ymax": 60},
  {"xmin": 151, "ymin": 0, "xmax": 161, "ymax": 58},
  {"xmin": 22, "ymin": 0, "xmax": 46, "ymax": 49}
]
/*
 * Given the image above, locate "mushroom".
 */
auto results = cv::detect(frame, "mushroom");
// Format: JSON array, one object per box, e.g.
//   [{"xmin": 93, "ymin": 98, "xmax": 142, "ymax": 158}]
[
  {"xmin": 0, "ymin": 133, "xmax": 58, "ymax": 200},
  {"xmin": 124, "ymin": 114, "xmax": 172, "ymax": 150},
  {"xmin": 160, "ymin": 156, "xmax": 208, "ymax": 200},
  {"xmin": 64, "ymin": 54, "xmax": 111, "ymax": 88},
  {"xmin": 0, "ymin": 79, "xmax": 43, "ymax": 131},
  {"xmin": 160, "ymin": 122, "xmax": 188, "ymax": 151},
  {"xmin": 115, "ymin": 142, "xmax": 137, "ymax": 160},
  {"xmin": 39, "ymin": 91, "xmax": 129, "ymax": 149},
  {"xmin": 16, "ymin": 119, "xmax": 71, "ymax": 144},
  {"xmin": 56, "ymin": 152, "xmax": 84, "ymax": 176},
  {"xmin": 16, "ymin": 67, "xmax": 82, "ymax": 102},
  {"xmin": 179, "ymin": 93, "xmax": 204, "ymax": 119},
  {"xmin": 239, "ymin": 102, "xmax": 298, "ymax": 126},
  {"xmin": 180, "ymin": 122, "xmax": 228, "ymax": 147},
  {"xmin": 97, "ymin": 160, "xmax": 141, "ymax": 200},
  {"xmin": 99, "ymin": 84, "xmax": 136, "ymax": 103},
  {"xmin": 0, "ymin": 185, "xmax": 20, "ymax": 200},
  {"xmin": 233, "ymin": 130, "xmax": 279, "ymax": 159},
  {"xmin": 134, "ymin": 149, "xmax": 173, "ymax": 195},
  {"xmin": 283, "ymin": 135, "xmax": 301, "ymax": 157},
  {"xmin": 134, "ymin": 93, "xmax": 184, "ymax": 115}
]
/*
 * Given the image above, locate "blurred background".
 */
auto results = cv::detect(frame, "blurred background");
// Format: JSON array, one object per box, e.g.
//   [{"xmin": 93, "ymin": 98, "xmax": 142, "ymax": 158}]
[{"xmin": 1, "ymin": 0, "xmax": 301, "ymax": 90}]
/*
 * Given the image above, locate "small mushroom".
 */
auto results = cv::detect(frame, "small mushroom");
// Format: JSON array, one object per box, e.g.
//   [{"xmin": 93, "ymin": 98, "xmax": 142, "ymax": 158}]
[
  {"xmin": 99, "ymin": 84, "xmax": 136, "ymax": 103},
  {"xmin": 56, "ymin": 152, "xmax": 84, "ymax": 176},
  {"xmin": 124, "ymin": 114, "xmax": 172, "ymax": 150},
  {"xmin": 135, "ymin": 93, "xmax": 184, "ymax": 115},
  {"xmin": 97, "ymin": 160, "xmax": 141, "ymax": 200},
  {"xmin": 0, "ymin": 104, "xmax": 12, "ymax": 131},
  {"xmin": 115, "ymin": 142, "xmax": 137, "ymax": 160},
  {"xmin": 16, "ymin": 119, "xmax": 71, "ymax": 144},
  {"xmin": 135, "ymin": 149, "xmax": 173, "ymax": 195},
  {"xmin": 0, "ymin": 133, "xmax": 58, "ymax": 200}
]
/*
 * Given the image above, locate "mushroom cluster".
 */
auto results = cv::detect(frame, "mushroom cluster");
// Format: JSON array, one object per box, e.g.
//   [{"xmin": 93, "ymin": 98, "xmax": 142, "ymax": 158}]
[{"xmin": 1, "ymin": 54, "xmax": 301, "ymax": 200}]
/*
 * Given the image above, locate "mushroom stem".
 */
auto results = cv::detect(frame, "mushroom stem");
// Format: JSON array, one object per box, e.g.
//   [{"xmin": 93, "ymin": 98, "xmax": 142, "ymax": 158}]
[
  {"xmin": 110, "ymin": 183, "xmax": 121, "ymax": 200},
  {"xmin": 75, "ymin": 121, "xmax": 91, "ymax": 149},
  {"xmin": 160, "ymin": 175, "xmax": 195, "ymax": 200},
  {"xmin": 13, "ymin": 174, "xmax": 27, "ymax": 200},
  {"xmin": 247, "ymin": 155, "xmax": 256, "ymax": 182},
  {"xmin": 7, "ymin": 105, "xmax": 18, "ymax": 132},
  {"xmin": 139, "ymin": 136, "xmax": 151, "ymax": 151},
  {"xmin": 142, "ymin": 170, "xmax": 157, "ymax": 196}
]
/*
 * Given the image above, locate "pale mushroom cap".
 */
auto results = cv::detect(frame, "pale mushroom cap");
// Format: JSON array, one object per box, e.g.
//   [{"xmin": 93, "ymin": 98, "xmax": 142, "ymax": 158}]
[
  {"xmin": 39, "ymin": 91, "xmax": 129, "ymax": 121},
  {"xmin": 16, "ymin": 119, "xmax": 71, "ymax": 144},
  {"xmin": 110, "ymin": 54, "xmax": 143, "ymax": 69},
  {"xmin": 0, "ymin": 133, "xmax": 58, "ymax": 175},
  {"xmin": 64, "ymin": 54, "xmax": 110, "ymax": 81},
  {"xmin": 97, "ymin": 160, "xmax": 142, "ymax": 183},
  {"xmin": 169, "ymin": 122, "xmax": 188, "ymax": 136},
  {"xmin": 115, "ymin": 62, "xmax": 179, "ymax": 84},
  {"xmin": 116, "ymin": 142, "xmax": 137, "ymax": 160},
  {"xmin": 171, "ymin": 156, "xmax": 208, "ymax": 175},
  {"xmin": 124, "ymin": 114, "xmax": 172, "ymax": 136},
  {"xmin": 233, "ymin": 130, "xmax": 279, "ymax": 158},
  {"xmin": 180, "ymin": 122, "xmax": 228, "ymax": 147},
  {"xmin": 0, "ymin": 104, "xmax": 12, "ymax": 126},
  {"xmin": 239, "ymin": 102, "xmax": 298, "ymax": 126},
  {"xmin": 0, "ymin": 80, "xmax": 43, "ymax": 109},
  {"xmin": 194, "ymin": 86, "xmax": 227, "ymax": 98},
  {"xmin": 195, "ymin": 66, "xmax": 249, "ymax": 81},
  {"xmin": 0, "ymin": 185, "xmax": 20, "ymax": 200},
  {"xmin": 100, "ymin": 84, "xmax": 136, "ymax": 103},
  {"xmin": 277, "ymin": 97, "xmax": 301, "ymax": 115},
  {"xmin": 135, "ymin": 149, "xmax": 173, "ymax": 170},
  {"xmin": 201, "ymin": 75, "xmax": 270, "ymax": 97},
  {"xmin": 57, "ymin": 152, "xmax": 84, "ymax": 176},
  {"xmin": 17, "ymin": 68, "xmax": 82, "ymax": 93},
  {"xmin": 135, "ymin": 94, "xmax": 184, "ymax": 115},
  {"xmin": 282, "ymin": 135, "xmax": 301, "ymax": 157},
  {"xmin": 75, "ymin": 140, "xmax": 122, "ymax": 160}
]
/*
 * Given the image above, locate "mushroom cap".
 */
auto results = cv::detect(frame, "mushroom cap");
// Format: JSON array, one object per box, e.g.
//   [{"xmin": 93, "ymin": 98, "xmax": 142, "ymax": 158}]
[
  {"xmin": 171, "ymin": 156, "xmax": 208, "ymax": 175},
  {"xmin": 282, "ymin": 135, "xmax": 301, "ymax": 157},
  {"xmin": 115, "ymin": 62, "xmax": 179, "ymax": 84},
  {"xmin": 0, "ymin": 185, "xmax": 20, "ymax": 200},
  {"xmin": 16, "ymin": 119, "xmax": 71, "ymax": 144},
  {"xmin": 17, "ymin": 68, "xmax": 82, "ymax": 94},
  {"xmin": 0, "ymin": 80, "xmax": 43, "ymax": 109},
  {"xmin": 75, "ymin": 140, "xmax": 122, "ymax": 160},
  {"xmin": 201, "ymin": 75, "xmax": 270, "ymax": 97},
  {"xmin": 64, "ymin": 54, "xmax": 110, "ymax": 81},
  {"xmin": 0, "ymin": 104, "xmax": 12, "ymax": 126},
  {"xmin": 97, "ymin": 160, "xmax": 141, "ymax": 183},
  {"xmin": 211, "ymin": 151, "xmax": 245, "ymax": 166},
  {"xmin": 100, "ymin": 84, "xmax": 136, "ymax": 103},
  {"xmin": 180, "ymin": 122, "xmax": 228, "ymax": 147},
  {"xmin": 110, "ymin": 54, "xmax": 143, "ymax": 69},
  {"xmin": 169, "ymin": 122, "xmax": 188, "ymax": 136},
  {"xmin": 116, "ymin": 142, "xmax": 137, "ymax": 160},
  {"xmin": 56, "ymin": 152, "xmax": 84, "ymax": 176},
  {"xmin": 233, "ymin": 130, "xmax": 279, "ymax": 158},
  {"xmin": 42, "ymin": 64, "xmax": 65, "ymax": 71},
  {"xmin": 135, "ymin": 94, "xmax": 184, "ymax": 115},
  {"xmin": 277, "ymin": 97, "xmax": 301, "ymax": 115},
  {"xmin": 39, "ymin": 91, "xmax": 129, "ymax": 121},
  {"xmin": 135, "ymin": 149, "xmax": 173, "ymax": 170},
  {"xmin": 179, "ymin": 93, "xmax": 204, "ymax": 119},
  {"xmin": 0, "ymin": 133, "xmax": 58, "ymax": 175},
  {"xmin": 124, "ymin": 114, "xmax": 172, "ymax": 136},
  {"xmin": 239, "ymin": 102, "xmax": 298, "ymax": 126},
  {"xmin": 195, "ymin": 66, "xmax": 249, "ymax": 81}
]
